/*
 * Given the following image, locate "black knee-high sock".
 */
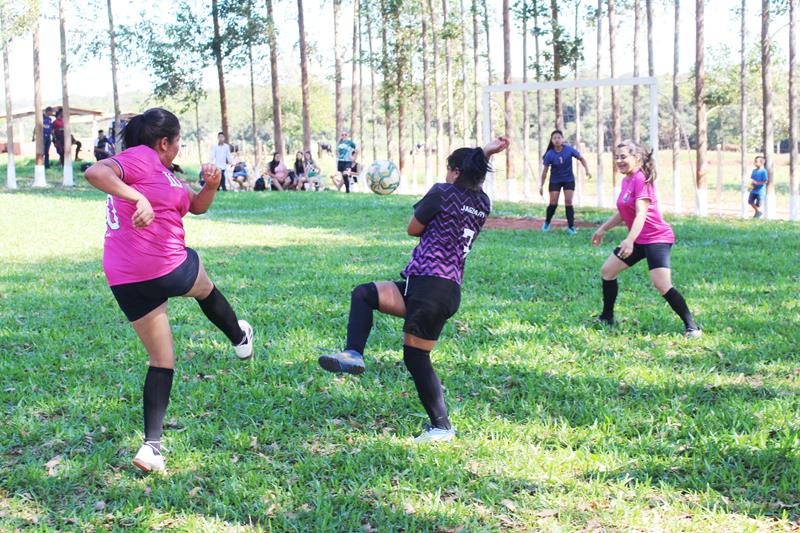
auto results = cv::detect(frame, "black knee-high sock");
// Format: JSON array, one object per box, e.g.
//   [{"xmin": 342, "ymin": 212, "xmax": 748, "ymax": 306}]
[
  {"xmin": 662, "ymin": 287, "xmax": 698, "ymax": 330},
  {"xmin": 601, "ymin": 278, "xmax": 618, "ymax": 321},
  {"xmin": 343, "ymin": 174, "xmax": 351, "ymax": 193},
  {"xmin": 196, "ymin": 287, "xmax": 244, "ymax": 345},
  {"xmin": 545, "ymin": 204, "xmax": 557, "ymax": 224},
  {"xmin": 403, "ymin": 345, "xmax": 451, "ymax": 430},
  {"xmin": 143, "ymin": 366, "xmax": 174, "ymax": 449},
  {"xmin": 565, "ymin": 205, "xmax": 575, "ymax": 228},
  {"xmin": 345, "ymin": 283, "xmax": 379, "ymax": 354}
]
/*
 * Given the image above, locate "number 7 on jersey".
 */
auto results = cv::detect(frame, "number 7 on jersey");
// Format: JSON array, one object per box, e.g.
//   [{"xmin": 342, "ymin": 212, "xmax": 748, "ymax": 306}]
[{"xmin": 462, "ymin": 227, "xmax": 476, "ymax": 255}]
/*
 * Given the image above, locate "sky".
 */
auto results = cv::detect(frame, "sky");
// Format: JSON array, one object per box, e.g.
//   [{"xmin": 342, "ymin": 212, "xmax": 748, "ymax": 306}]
[{"xmin": 2, "ymin": 0, "xmax": 793, "ymax": 111}]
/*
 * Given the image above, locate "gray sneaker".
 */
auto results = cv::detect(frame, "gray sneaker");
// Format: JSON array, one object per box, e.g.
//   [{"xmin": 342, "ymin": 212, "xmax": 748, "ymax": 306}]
[
  {"xmin": 318, "ymin": 349, "xmax": 365, "ymax": 375},
  {"xmin": 414, "ymin": 424, "xmax": 456, "ymax": 443}
]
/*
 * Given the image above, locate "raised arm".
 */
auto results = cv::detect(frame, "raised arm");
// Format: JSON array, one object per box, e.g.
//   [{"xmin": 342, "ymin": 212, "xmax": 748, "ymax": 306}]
[
  {"xmin": 188, "ymin": 164, "xmax": 222, "ymax": 214},
  {"xmin": 84, "ymin": 159, "xmax": 154, "ymax": 228}
]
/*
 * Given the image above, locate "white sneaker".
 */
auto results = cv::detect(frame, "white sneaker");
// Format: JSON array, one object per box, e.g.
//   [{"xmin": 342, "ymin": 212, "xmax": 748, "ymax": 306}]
[
  {"xmin": 132, "ymin": 442, "xmax": 166, "ymax": 473},
  {"xmin": 414, "ymin": 424, "xmax": 456, "ymax": 443},
  {"xmin": 234, "ymin": 320, "xmax": 254, "ymax": 359}
]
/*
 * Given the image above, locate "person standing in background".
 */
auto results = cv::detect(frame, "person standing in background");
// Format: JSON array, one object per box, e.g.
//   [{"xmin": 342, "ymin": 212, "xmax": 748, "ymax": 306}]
[{"xmin": 209, "ymin": 132, "xmax": 234, "ymax": 191}]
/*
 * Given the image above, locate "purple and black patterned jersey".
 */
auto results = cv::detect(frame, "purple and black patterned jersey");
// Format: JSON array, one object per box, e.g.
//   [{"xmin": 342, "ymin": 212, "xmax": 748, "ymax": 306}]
[{"xmin": 401, "ymin": 183, "xmax": 491, "ymax": 285}]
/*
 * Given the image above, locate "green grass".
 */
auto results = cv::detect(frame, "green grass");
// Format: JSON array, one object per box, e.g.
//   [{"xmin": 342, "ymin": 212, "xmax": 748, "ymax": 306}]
[{"xmin": 1, "ymin": 170, "xmax": 799, "ymax": 531}]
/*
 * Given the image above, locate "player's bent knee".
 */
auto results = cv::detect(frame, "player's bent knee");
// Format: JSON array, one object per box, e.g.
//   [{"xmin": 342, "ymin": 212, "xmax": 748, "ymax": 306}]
[{"xmin": 351, "ymin": 282, "xmax": 379, "ymax": 309}]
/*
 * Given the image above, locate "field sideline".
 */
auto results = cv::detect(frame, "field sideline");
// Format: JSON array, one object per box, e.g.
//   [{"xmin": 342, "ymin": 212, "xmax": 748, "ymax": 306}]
[{"xmin": 1, "ymin": 181, "xmax": 798, "ymax": 531}]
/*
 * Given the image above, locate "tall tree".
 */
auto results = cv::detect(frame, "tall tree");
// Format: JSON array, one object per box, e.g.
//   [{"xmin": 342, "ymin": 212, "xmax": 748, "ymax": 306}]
[
  {"xmin": 297, "ymin": 0, "xmax": 311, "ymax": 152},
  {"xmin": 265, "ymin": 0, "xmax": 284, "ymax": 158},
  {"xmin": 442, "ymin": 0, "xmax": 454, "ymax": 152},
  {"xmin": 59, "ymin": 0, "xmax": 73, "ymax": 186},
  {"xmin": 608, "ymin": 0, "xmax": 620, "ymax": 195},
  {"xmin": 533, "ymin": 1, "xmax": 543, "ymax": 168},
  {"xmin": 429, "ymin": 0, "xmax": 443, "ymax": 175},
  {"xmin": 423, "ymin": 9, "xmax": 432, "ymax": 186},
  {"xmin": 32, "ymin": 11, "xmax": 46, "ymax": 187},
  {"xmin": 574, "ymin": 0, "xmax": 582, "ymax": 205},
  {"xmin": 791, "ymin": 0, "xmax": 798, "ymax": 220},
  {"xmin": 211, "ymin": 0, "xmax": 229, "ymax": 139},
  {"xmin": 472, "ymin": 0, "xmax": 481, "ymax": 145},
  {"xmin": 503, "ymin": 0, "xmax": 515, "ymax": 199},
  {"xmin": 595, "ymin": 0, "xmax": 605, "ymax": 206},
  {"xmin": 482, "ymin": 0, "xmax": 494, "ymax": 130},
  {"xmin": 459, "ymin": 0, "xmax": 469, "ymax": 145},
  {"xmin": 350, "ymin": 0, "xmax": 360, "ymax": 136},
  {"xmin": 358, "ymin": 3, "xmax": 364, "ymax": 153},
  {"xmin": 673, "ymin": 0, "xmax": 681, "ymax": 214},
  {"xmin": 632, "ymin": 0, "xmax": 640, "ymax": 142},
  {"xmin": 550, "ymin": 0, "xmax": 564, "ymax": 129},
  {"xmin": 392, "ymin": 0, "xmax": 408, "ymax": 175},
  {"xmin": 646, "ymin": 0, "xmax": 653, "ymax": 77},
  {"xmin": 761, "ymin": 0, "xmax": 774, "ymax": 218},
  {"xmin": 739, "ymin": 0, "xmax": 747, "ymax": 218},
  {"xmin": 380, "ymin": 0, "xmax": 393, "ymax": 162},
  {"xmin": 366, "ymin": 3, "xmax": 377, "ymax": 161},
  {"xmin": 695, "ymin": 0, "xmax": 708, "ymax": 215},
  {"xmin": 334, "ymin": 0, "xmax": 343, "ymax": 141},
  {"xmin": 107, "ymin": 0, "xmax": 121, "ymax": 138},
  {"xmin": 520, "ymin": 0, "xmax": 530, "ymax": 198}
]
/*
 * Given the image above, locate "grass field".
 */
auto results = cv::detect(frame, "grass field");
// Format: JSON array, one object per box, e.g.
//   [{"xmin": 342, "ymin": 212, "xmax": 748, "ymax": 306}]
[{"xmin": 1, "ymin": 168, "xmax": 799, "ymax": 531}]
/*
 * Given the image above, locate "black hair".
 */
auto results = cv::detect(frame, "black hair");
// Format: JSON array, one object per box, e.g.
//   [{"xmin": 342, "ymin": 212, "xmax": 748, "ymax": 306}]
[
  {"xmin": 218, "ymin": 131, "xmax": 224, "ymax": 137},
  {"xmin": 45, "ymin": 106, "xmax": 53, "ymax": 113},
  {"xmin": 447, "ymin": 147, "xmax": 491, "ymax": 192},
  {"xmin": 616, "ymin": 139, "xmax": 657, "ymax": 184},
  {"xmin": 545, "ymin": 129, "xmax": 564, "ymax": 155},
  {"xmin": 120, "ymin": 108, "xmax": 180, "ymax": 151},
  {"xmin": 98, "ymin": 129, "xmax": 104, "ymax": 134},
  {"xmin": 269, "ymin": 152, "xmax": 280, "ymax": 172},
  {"xmin": 170, "ymin": 163, "xmax": 184, "ymax": 174}
]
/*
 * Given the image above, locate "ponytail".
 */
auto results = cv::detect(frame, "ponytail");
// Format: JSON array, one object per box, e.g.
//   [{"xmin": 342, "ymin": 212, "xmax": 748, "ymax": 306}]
[
  {"xmin": 120, "ymin": 108, "xmax": 180, "ymax": 151},
  {"xmin": 447, "ymin": 146, "xmax": 491, "ymax": 192},
  {"xmin": 616, "ymin": 139, "xmax": 657, "ymax": 184}
]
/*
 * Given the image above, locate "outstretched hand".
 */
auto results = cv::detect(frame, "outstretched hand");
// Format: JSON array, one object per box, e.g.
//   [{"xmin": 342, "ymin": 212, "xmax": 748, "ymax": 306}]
[
  {"xmin": 201, "ymin": 164, "xmax": 222, "ymax": 189},
  {"xmin": 483, "ymin": 136, "xmax": 510, "ymax": 157}
]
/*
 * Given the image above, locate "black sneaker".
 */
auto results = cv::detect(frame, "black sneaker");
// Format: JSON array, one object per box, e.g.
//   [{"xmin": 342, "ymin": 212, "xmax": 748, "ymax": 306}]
[{"xmin": 318, "ymin": 349, "xmax": 365, "ymax": 375}]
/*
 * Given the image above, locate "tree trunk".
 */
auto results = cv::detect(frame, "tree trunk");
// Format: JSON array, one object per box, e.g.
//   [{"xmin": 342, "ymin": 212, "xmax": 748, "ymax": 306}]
[
  {"xmin": 350, "ymin": 0, "xmax": 359, "ymax": 136},
  {"xmin": 522, "ymin": 2, "xmax": 531, "ymax": 199},
  {"xmin": 423, "ymin": 14, "xmax": 432, "ymax": 187},
  {"xmin": 482, "ymin": 0, "xmax": 493, "ymax": 130},
  {"xmin": 608, "ymin": 0, "xmax": 620, "ymax": 195},
  {"xmin": 596, "ymin": 0, "xmax": 605, "ymax": 206},
  {"xmin": 646, "ymin": 0, "xmax": 654, "ymax": 76},
  {"xmin": 695, "ymin": 0, "xmax": 708, "ymax": 215},
  {"xmin": 459, "ymin": 0, "xmax": 469, "ymax": 145},
  {"xmin": 739, "ymin": 0, "xmax": 747, "ymax": 218},
  {"xmin": 33, "ymin": 18, "xmax": 46, "ymax": 187},
  {"xmin": 366, "ymin": 6, "xmax": 377, "ymax": 162},
  {"xmin": 534, "ymin": 3, "xmax": 543, "ymax": 170},
  {"xmin": 673, "ymin": 0, "xmax": 681, "ymax": 214},
  {"xmin": 2, "ymin": 5, "xmax": 15, "ymax": 189},
  {"xmin": 394, "ymin": 11, "xmax": 405, "ymax": 175},
  {"xmin": 59, "ymin": 0, "xmax": 73, "ymax": 186},
  {"xmin": 442, "ymin": 0, "xmax": 454, "ymax": 153},
  {"xmin": 791, "ymin": 0, "xmax": 798, "ymax": 220},
  {"xmin": 107, "ymin": 0, "xmax": 121, "ymax": 141},
  {"xmin": 551, "ymin": 0, "xmax": 563, "ymax": 130},
  {"xmin": 762, "ymin": 0, "xmax": 775, "ymax": 218},
  {"xmin": 248, "ymin": 42, "xmax": 259, "ymax": 170},
  {"xmin": 429, "ymin": 0, "xmax": 443, "ymax": 177},
  {"xmin": 380, "ymin": 0, "xmax": 393, "ymax": 162},
  {"xmin": 575, "ymin": 0, "xmax": 582, "ymax": 206},
  {"xmin": 503, "ymin": 0, "xmax": 515, "ymax": 200},
  {"xmin": 195, "ymin": 100, "xmax": 202, "ymax": 167},
  {"xmin": 212, "ymin": 0, "xmax": 229, "ymax": 140},
  {"xmin": 632, "ymin": 0, "xmax": 640, "ymax": 142},
  {"xmin": 472, "ymin": 0, "xmax": 481, "ymax": 145},
  {"xmin": 297, "ymin": 0, "xmax": 311, "ymax": 152},
  {"xmin": 358, "ymin": 3, "xmax": 364, "ymax": 156},
  {"xmin": 266, "ymin": 0, "xmax": 284, "ymax": 158},
  {"xmin": 334, "ymin": 0, "xmax": 343, "ymax": 141}
]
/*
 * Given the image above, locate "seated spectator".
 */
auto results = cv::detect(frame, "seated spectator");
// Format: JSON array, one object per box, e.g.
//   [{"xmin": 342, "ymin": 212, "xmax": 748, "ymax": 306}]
[
  {"xmin": 231, "ymin": 160, "xmax": 250, "ymax": 190},
  {"xmin": 94, "ymin": 129, "xmax": 114, "ymax": 161},
  {"xmin": 267, "ymin": 152, "xmax": 291, "ymax": 191},
  {"xmin": 293, "ymin": 151, "xmax": 310, "ymax": 191},
  {"xmin": 331, "ymin": 150, "xmax": 361, "ymax": 191},
  {"xmin": 304, "ymin": 151, "xmax": 322, "ymax": 191}
]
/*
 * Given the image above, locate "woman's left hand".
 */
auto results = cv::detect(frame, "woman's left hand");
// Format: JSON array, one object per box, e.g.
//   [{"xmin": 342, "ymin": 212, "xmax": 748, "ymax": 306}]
[
  {"xmin": 618, "ymin": 238, "xmax": 634, "ymax": 259},
  {"xmin": 201, "ymin": 164, "xmax": 222, "ymax": 189}
]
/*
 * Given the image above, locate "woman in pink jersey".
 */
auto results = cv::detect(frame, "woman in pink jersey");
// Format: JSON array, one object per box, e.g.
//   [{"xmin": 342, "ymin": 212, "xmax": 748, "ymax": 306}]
[
  {"xmin": 591, "ymin": 139, "xmax": 701, "ymax": 337},
  {"xmin": 84, "ymin": 108, "xmax": 254, "ymax": 473}
]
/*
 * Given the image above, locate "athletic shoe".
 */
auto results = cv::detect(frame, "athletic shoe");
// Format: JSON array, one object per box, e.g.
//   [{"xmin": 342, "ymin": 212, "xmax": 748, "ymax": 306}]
[
  {"xmin": 755, "ymin": 211, "xmax": 763, "ymax": 219},
  {"xmin": 542, "ymin": 222, "xmax": 551, "ymax": 232},
  {"xmin": 132, "ymin": 442, "xmax": 166, "ymax": 473},
  {"xmin": 234, "ymin": 320, "xmax": 254, "ymax": 359},
  {"xmin": 414, "ymin": 424, "xmax": 456, "ymax": 443},
  {"xmin": 318, "ymin": 349, "xmax": 365, "ymax": 375},
  {"xmin": 684, "ymin": 328, "xmax": 703, "ymax": 339},
  {"xmin": 566, "ymin": 226, "xmax": 577, "ymax": 236},
  {"xmin": 595, "ymin": 315, "xmax": 614, "ymax": 326}
]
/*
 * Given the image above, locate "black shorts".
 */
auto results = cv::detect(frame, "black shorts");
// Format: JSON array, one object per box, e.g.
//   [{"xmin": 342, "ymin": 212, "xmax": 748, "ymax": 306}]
[
  {"xmin": 110, "ymin": 248, "xmax": 200, "ymax": 322},
  {"xmin": 613, "ymin": 242, "xmax": 672, "ymax": 270},
  {"xmin": 393, "ymin": 276, "xmax": 461, "ymax": 341},
  {"xmin": 549, "ymin": 180, "xmax": 576, "ymax": 192},
  {"xmin": 337, "ymin": 160, "xmax": 352, "ymax": 173}
]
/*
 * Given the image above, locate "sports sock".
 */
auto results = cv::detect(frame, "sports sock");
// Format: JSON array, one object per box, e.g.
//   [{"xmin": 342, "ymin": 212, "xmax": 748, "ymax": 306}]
[
  {"xmin": 403, "ymin": 345, "xmax": 451, "ymax": 430},
  {"xmin": 143, "ymin": 366, "xmax": 174, "ymax": 449},
  {"xmin": 545, "ymin": 204, "xmax": 557, "ymax": 224},
  {"xmin": 565, "ymin": 205, "xmax": 575, "ymax": 228},
  {"xmin": 196, "ymin": 287, "xmax": 245, "ymax": 345},
  {"xmin": 662, "ymin": 287, "xmax": 698, "ymax": 330},
  {"xmin": 345, "ymin": 283, "xmax": 379, "ymax": 354},
  {"xmin": 601, "ymin": 278, "xmax": 618, "ymax": 321},
  {"xmin": 343, "ymin": 174, "xmax": 351, "ymax": 193}
]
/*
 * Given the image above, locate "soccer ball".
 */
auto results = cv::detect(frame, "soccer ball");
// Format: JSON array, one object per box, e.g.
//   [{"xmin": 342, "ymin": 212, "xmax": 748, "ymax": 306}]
[{"xmin": 365, "ymin": 160, "xmax": 401, "ymax": 195}]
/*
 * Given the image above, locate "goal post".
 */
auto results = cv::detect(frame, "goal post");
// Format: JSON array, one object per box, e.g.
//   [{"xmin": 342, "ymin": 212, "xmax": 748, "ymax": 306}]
[{"xmin": 482, "ymin": 76, "xmax": 659, "ymax": 206}]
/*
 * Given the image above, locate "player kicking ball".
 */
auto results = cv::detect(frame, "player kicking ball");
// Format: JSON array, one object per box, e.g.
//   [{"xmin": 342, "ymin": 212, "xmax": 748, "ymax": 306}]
[{"xmin": 317, "ymin": 136, "xmax": 510, "ymax": 443}]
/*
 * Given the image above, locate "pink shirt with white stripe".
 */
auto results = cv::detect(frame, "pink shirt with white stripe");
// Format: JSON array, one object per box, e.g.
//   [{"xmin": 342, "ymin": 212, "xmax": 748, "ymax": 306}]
[{"xmin": 103, "ymin": 145, "xmax": 191, "ymax": 286}]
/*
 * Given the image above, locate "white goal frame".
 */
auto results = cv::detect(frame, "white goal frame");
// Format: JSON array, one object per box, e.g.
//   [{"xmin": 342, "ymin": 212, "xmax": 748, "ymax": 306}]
[{"xmin": 482, "ymin": 76, "xmax": 659, "ymax": 204}]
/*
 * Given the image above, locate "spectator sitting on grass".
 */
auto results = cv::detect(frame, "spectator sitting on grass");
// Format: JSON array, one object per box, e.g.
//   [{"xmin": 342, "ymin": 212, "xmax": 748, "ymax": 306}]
[
  {"xmin": 267, "ymin": 152, "xmax": 291, "ymax": 191},
  {"xmin": 231, "ymin": 160, "xmax": 250, "ymax": 190}
]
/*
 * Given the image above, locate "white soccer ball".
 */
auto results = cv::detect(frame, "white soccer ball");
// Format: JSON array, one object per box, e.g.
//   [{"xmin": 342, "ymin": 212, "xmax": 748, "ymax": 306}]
[{"xmin": 365, "ymin": 160, "xmax": 401, "ymax": 195}]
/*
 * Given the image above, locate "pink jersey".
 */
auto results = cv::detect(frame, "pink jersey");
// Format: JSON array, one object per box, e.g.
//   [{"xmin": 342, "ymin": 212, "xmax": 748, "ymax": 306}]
[
  {"xmin": 616, "ymin": 169, "xmax": 675, "ymax": 245},
  {"xmin": 103, "ymin": 145, "xmax": 191, "ymax": 286}
]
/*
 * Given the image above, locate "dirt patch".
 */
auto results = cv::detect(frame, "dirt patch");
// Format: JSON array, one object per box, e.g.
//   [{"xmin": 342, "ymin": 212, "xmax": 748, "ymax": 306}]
[{"xmin": 485, "ymin": 216, "xmax": 601, "ymax": 230}]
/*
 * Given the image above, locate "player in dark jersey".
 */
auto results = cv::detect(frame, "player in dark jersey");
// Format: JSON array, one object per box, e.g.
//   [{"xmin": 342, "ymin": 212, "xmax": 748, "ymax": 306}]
[
  {"xmin": 539, "ymin": 129, "xmax": 591, "ymax": 234},
  {"xmin": 318, "ymin": 136, "xmax": 510, "ymax": 443}
]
